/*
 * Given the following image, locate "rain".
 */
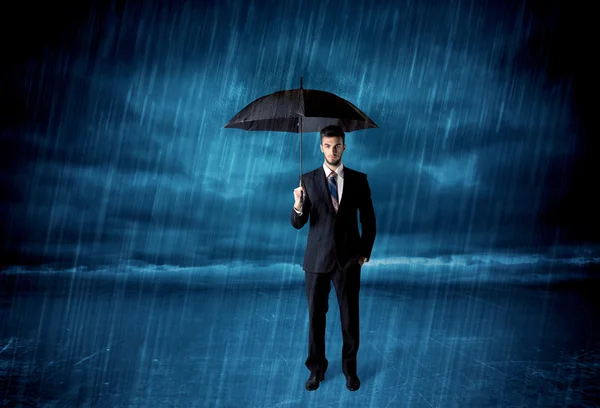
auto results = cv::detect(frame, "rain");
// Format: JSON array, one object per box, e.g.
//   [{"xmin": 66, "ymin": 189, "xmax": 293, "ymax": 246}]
[{"xmin": 1, "ymin": 0, "xmax": 598, "ymax": 406}]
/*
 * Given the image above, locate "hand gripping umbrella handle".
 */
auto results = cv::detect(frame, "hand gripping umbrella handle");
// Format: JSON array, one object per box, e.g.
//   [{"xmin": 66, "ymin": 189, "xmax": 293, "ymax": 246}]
[{"xmin": 299, "ymin": 177, "xmax": 304, "ymax": 205}]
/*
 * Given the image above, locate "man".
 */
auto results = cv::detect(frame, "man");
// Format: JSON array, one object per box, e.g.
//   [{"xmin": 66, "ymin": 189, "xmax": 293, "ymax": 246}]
[{"xmin": 291, "ymin": 125, "xmax": 376, "ymax": 392}]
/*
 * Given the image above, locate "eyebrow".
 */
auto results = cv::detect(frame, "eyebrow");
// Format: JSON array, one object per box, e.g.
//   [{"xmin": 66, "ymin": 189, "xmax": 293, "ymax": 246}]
[{"xmin": 324, "ymin": 143, "xmax": 341, "ymax": 146}]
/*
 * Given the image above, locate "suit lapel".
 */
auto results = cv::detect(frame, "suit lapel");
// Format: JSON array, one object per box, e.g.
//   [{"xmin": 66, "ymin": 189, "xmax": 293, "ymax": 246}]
[{"xmin": 338, "ymin": 166, "xmax": 351, "ymax": 212}]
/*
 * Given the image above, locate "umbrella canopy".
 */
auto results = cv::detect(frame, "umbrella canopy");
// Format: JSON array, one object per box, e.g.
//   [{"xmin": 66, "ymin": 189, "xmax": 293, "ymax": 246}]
[
  {"xmin": 223, "ymin": 77, "xmax": 378, "ymax": 201},
  {"xmin": 223, "ymin": 86, "xmax": 378, "ymax": 133}
]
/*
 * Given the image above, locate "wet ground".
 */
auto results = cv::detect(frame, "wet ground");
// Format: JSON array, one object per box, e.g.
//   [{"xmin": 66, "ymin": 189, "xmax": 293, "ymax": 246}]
[{"xmin": 1, "ymin": 267, "xmax": 599, "ymax": 407}]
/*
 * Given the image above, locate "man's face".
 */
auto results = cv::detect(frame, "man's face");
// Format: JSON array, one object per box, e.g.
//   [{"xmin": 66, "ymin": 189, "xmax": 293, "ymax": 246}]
[{"xmin": 320, "ymin": 135, "xmax": 346, "ymax": 167}]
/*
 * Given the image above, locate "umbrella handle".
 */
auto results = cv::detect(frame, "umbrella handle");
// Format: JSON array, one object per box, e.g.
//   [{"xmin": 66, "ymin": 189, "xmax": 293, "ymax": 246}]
[{"xmin": 299, "ymin": 177, "xmax": 304, "ymax": 204}]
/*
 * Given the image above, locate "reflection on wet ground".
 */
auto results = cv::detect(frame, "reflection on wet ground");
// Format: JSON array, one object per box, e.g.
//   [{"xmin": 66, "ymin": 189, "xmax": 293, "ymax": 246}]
[{"xmin": 1, "ymin": 269, "xmax": 598, "ymax": 407}]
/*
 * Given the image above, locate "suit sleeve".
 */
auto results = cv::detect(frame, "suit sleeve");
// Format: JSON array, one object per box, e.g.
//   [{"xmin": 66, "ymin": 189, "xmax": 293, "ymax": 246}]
[
  {"xmin": 290, "ymin": 189, "xmax": 311, "ymax": 229},
  {"xmin": 358, "ymin": 174, "xmax": 376, "ymax": 260}
]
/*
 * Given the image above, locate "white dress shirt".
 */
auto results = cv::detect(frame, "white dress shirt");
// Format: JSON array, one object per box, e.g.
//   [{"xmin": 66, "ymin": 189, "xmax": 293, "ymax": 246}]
[{"xmin": 295, "ymin": 162, "xmax": 344, "ymax": 215}]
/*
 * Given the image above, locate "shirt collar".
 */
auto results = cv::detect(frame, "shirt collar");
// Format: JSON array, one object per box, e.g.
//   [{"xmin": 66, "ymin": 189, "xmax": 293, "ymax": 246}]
[{"xmin": 323, "ymin": 162, "xmax": 344, "ymax": 178}]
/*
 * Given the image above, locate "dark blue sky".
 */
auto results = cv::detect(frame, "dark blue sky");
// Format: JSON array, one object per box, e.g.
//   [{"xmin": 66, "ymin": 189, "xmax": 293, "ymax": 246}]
[{"xmin": 0, "ymin": 0, "xmax": 598, "ymax": 272}]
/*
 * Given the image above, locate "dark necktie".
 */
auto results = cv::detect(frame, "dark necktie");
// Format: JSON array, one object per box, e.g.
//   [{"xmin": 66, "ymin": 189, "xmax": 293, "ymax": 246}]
[{"xmin": 328, "ymin": 171, "xmax": 339, "ymax": 213}]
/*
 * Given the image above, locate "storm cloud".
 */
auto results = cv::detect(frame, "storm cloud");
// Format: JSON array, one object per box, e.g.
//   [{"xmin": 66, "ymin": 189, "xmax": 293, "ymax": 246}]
[{"xmin": 1, "ymin": 0, "xmax": 597, "ymax": 271}]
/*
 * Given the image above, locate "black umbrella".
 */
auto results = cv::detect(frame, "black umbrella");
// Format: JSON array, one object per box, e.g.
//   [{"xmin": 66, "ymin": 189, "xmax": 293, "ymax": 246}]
[{"xmin": 223, "ymin": 77, "xmax": 378, "ymax": 202}]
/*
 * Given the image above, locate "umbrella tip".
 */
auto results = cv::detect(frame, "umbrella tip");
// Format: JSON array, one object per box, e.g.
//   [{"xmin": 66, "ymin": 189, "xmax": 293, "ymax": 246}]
[{"xmin": 300, "ymin": 76, "xmax": 303, "ymax": 89}]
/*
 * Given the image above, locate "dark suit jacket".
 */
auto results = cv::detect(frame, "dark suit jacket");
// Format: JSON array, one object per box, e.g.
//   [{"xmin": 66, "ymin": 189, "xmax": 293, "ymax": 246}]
[{"xmin": 290, "ymin": 165, "xmax": 376, "ymax": 273}]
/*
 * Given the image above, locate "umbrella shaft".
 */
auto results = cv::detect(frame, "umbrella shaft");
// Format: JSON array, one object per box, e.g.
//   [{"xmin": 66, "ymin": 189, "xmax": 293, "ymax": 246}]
[
  {"xmin": 299, "ymin": 117, "xmax": 303, "ymax": 202},
  {"xmin": 300, "ymin": 118, "xmax": 302, "ymax": 179}
]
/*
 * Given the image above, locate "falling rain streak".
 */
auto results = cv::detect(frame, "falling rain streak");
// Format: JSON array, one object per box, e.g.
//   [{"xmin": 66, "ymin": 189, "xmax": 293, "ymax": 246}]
[{"xmin": 0, "ymin": 0, "xmax": 598, "ymax": 407}]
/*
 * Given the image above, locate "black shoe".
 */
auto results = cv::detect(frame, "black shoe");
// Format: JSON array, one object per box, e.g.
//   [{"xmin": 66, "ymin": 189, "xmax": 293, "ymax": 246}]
[
  {"xmin": 345, "ymin": 374, "xmax": 360, "ymax": 391},
  {"xmin": 305, "ymin": 372, "xmax": 325, "ymax": 391}
]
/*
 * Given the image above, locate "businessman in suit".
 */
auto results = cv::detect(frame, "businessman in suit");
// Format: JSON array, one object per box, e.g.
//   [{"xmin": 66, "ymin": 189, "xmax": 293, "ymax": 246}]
[{"xmin": 291, "ymin": 125, "xmax": 376, "ymax": 392}]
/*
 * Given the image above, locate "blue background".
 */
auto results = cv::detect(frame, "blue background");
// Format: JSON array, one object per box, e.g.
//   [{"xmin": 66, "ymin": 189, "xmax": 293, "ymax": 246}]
[
  {"xmin": 1, "ymin": 1, "xmax": 599, "ymax": 407},
  {"xmin": 1, "ymin": 0, "xmax": 597, "ymax": 276}
]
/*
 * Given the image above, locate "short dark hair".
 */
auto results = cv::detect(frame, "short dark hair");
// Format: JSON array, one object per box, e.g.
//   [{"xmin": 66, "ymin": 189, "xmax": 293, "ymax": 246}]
[{"xmin": 320, "ymin": 125, "xmax": 345, "ymax": 144}]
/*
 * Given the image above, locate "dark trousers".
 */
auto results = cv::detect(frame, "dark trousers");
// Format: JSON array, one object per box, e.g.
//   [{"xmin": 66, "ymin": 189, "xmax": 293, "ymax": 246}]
[{"xmin": 304, "ymin": 262, "xmax": 361, "ymax": 377}]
